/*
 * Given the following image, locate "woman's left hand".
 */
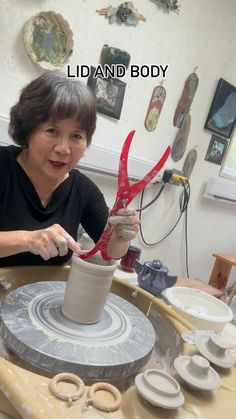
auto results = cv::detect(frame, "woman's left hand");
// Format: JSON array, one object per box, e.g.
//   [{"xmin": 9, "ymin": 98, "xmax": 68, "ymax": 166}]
[{"xmin": 108, "ymin": 208, "xmax": 140, "ymax": 243}]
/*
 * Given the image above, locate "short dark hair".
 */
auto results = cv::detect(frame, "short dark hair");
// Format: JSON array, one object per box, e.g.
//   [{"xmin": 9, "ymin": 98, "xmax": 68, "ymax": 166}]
[{"xmin": 9, "ymin": 71, "xmax": 97, "ymax": 147}]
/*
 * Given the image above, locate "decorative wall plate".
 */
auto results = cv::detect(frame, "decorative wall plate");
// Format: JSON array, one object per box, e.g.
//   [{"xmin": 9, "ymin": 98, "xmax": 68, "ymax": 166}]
[{"xmin": 24, "ymin": 11, "xmax": 74, "ymax": 70}]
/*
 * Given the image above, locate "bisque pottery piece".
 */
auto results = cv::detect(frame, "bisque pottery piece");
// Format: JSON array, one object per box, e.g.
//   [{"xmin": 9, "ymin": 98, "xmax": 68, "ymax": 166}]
[
  {"xmin": 135, "ymin": 368, "xmax": 184, "ymax": 409},
  {"xmin": 62, "ymin": 254, "xmax": 117, "ymax": 324},
  {"xmin": 87, "ymin": 382, "xmax": 122, "ymax": 412},
  {"xmin": 135, "ymin": 259, "xmax": 177, "ymax": 296},
  {"xmin": 49, "ymin": 373, "xmax": 84, "ymax": 405},
  {"xmin": 174, "ymin": 355, "xmax": 220, "ymax": 390},
  {"xmin": 194, "ymin": 333, "xmax": 235, "ymax": 369}
]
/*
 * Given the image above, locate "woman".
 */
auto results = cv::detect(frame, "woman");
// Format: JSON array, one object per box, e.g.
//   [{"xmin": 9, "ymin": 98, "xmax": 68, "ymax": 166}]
[{"xmin": 0, "ymin": 71, "xmax": 139, "ymax": 266}]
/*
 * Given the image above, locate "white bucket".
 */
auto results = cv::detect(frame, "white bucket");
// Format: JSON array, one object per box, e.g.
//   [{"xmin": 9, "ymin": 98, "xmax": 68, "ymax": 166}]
[
  {"xmin": 62, "ymin": 254, "xmax": 117, "ymax": 324},
  {"xmin": 163, "ymin": 287, "xmax": 233, "ymax": 332}
]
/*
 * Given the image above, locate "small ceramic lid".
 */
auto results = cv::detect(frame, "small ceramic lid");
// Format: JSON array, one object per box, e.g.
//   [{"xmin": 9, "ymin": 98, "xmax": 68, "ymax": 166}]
[
  {"xmin": 194, "ymin": 333, "xmax": 235, "ymax": 368},
  {"xmin": 174, "ymin": 355, "xmax": 220, "ymax": 390},
  {"xmin": 135, "ymin": 369, "xmax": 185, "ymax": 409}
]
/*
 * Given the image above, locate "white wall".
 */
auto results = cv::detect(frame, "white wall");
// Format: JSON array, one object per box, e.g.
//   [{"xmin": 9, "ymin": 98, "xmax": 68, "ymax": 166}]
[{"xmin": 0, "ymin": 0, "xmax": 236, "ymax": 283}]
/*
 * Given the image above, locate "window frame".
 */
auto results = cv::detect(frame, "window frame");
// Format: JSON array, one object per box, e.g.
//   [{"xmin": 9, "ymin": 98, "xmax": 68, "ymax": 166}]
[{"xmin": 220, "ymin": 126, "xmax": 236, "ymax": 180}]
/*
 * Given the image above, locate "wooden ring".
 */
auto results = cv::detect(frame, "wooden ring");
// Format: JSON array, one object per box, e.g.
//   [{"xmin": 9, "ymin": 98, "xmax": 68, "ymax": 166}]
[
  {"xmin": 49, "ymin": 373, "xmax": 84, "ymax": 406},
  {"xmin": 87, "ymin": 382, "xmax": 122, "ymax": 412}
]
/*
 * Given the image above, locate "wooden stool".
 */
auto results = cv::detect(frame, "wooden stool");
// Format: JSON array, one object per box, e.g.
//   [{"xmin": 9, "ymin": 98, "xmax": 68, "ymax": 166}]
[{"xmin": 208, "ymin": 253, "xmax": 236, "ymax": 290}]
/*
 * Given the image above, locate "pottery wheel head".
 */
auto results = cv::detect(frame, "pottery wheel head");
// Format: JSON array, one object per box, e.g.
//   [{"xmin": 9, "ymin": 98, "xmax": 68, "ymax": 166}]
[{"xmin": 0, "ymin": 281, "xmax": 156, "ymax": 380}]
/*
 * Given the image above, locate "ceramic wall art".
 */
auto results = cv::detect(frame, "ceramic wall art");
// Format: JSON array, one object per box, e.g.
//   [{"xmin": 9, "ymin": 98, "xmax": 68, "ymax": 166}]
[
  {"xmin": 100, "ymin": 44, "xmax": 131, "ymax": 70},
  {"xmin": 182, "ymin": 147, "xmax": 197, "ymax": 179},
  {"xmin": 171, "ymin": 114, "xmax": 191, "ymax": 162},
  {"xmin": 96, "ymin": 2, "xmax": 146, "ymax": 26},
  {"xmin": 144, "ymin": 83, "xmax": 166, "ymax": 132},
  {"xmin": 173, "ymin": 70, "xmax": 199, "ymax": 128},
  {"xmin": 154, "ymin": 0, "xmax": 180, "ymax": 13},
  {"xmin": 24, "ymin": 11, "xmax": 74, "ymax": 69},
  {"xmin": 171, "ymin": 69, "xmax": 199, "ymax": 162}
]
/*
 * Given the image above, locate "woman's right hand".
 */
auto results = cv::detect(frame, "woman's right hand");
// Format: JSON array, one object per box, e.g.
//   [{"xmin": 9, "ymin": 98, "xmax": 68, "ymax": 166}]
[{"xmin": 27, "ymin": 224, "xmax": 81, "ymax": 260}]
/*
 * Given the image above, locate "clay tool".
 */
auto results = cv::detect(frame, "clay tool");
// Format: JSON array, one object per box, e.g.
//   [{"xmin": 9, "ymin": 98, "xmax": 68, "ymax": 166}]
[{"xmin": 80, "ymin": 130, "xmax": 170, "ymax": 261}]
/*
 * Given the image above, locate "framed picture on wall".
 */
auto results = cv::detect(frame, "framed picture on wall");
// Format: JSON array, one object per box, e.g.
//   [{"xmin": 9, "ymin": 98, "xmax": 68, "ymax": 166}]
[
  {"xmin": 205, "ymin": 134, "xmax": 228, "ymax": 165},
  {"xmin": 204, "ymin": 78, "xmax": 236, "ymax": 138},
  {"xmin": 87, "ymin": 66, "xmax": 126, "ymax": 120}
]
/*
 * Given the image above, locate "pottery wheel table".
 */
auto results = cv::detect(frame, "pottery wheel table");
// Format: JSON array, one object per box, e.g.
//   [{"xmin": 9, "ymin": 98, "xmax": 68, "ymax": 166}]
[{"xmin": 0, "ymin": 281, "xmax": 155, "ymax": 380}]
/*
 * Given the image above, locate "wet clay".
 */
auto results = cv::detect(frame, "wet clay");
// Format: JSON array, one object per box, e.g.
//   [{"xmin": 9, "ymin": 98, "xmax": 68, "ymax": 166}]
[{"xmin": 62, "ymin": 254, "xmax": 117, "ymax": 324}]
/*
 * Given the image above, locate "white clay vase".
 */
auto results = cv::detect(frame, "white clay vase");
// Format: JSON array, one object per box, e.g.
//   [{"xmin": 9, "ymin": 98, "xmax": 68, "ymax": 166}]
[{"xmin": 62, "ymin": 254, "xmax": 117, "ymax": 324}]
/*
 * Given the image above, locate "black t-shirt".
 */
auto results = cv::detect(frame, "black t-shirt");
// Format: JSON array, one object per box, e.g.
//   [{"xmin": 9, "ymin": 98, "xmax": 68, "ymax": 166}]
[{"xmin": 0, "ymin": 145, "xmax": 108, "ymax": 266}]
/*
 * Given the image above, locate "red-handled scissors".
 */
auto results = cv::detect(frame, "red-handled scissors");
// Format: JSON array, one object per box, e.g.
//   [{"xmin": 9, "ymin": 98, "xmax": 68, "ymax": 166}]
[{"xmin": 80, "ymin": 130, "xmax": 171, "ymax": 261}]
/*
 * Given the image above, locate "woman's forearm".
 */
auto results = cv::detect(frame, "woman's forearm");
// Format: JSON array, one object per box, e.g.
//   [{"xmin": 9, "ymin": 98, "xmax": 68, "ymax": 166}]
[
  {"xmin": 106, "ymin": 233, "xmax": 130, "ymax": 259},
  {"xmin": 0, "ymin": 231, "xmax": 29, "ymax": 257},
  {"xmin": 106, "ymin": 207, "xmax": 140, "ymax": 259},
  {"xmin": 0, "ymin": 226, "xmax": 81, "ymax": 261}
]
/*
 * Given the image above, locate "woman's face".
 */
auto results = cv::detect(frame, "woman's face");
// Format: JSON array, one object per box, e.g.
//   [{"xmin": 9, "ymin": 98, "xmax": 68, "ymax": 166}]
[{"xmin": 26, "ymin": 116, "xmax": 87, "ymax": 181}]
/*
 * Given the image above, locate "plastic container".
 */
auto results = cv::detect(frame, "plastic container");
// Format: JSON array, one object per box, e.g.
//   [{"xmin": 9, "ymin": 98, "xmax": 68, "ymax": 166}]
[{"xmin": 163, "ymin": 287, "xmax": 233, "ymax": 332}]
